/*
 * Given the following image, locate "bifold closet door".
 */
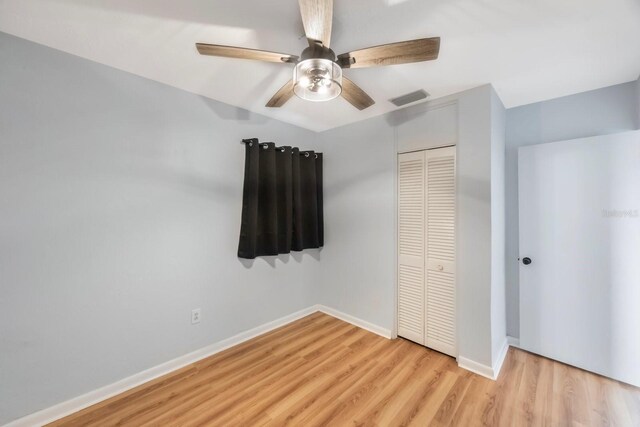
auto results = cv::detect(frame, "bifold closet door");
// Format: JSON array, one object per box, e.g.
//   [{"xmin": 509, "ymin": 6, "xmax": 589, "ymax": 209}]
[
  {"xmin": 397, "ymin": 147, "xmax": 456, "ymax": 357},
  {"xmin": 424, "ymin": 147, "xmax": 456, "ymax": 357},
  {"xmin": 397, "ymin": 151, "xmax": 426, "ymax": 344}
]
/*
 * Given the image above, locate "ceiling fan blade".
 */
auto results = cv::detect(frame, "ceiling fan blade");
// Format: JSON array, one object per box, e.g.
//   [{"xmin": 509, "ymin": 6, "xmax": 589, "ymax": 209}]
[
  {"xmin": 341, "ymin": 77, "xmax": 375, "ymax": 110},
  {"xmin": 337, "ymin": 37, "xmax": 440, "ymax": 69},
  {"xmin": 196, "ymin": 43, "xmax": 298, "ymax": 64},
  {"xmin": 266, "ymin": 80, "xmax": 295, "ymax": 108},
  {"xmin": 298, "ymin": 0, "xmax": 333, "ymax": 47}
]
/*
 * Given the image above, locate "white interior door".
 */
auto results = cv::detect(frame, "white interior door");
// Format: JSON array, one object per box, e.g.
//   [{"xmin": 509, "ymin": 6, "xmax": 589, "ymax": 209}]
[{"xmin": 519, "ymin": 131, "xmax": 640, "ymax": 387}]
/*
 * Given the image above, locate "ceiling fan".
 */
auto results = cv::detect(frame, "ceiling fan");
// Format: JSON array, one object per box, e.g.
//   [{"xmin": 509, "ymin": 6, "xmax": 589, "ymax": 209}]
[{"xmin": 196, "ymin": 0, "xmax": 440, "ymax": 110}]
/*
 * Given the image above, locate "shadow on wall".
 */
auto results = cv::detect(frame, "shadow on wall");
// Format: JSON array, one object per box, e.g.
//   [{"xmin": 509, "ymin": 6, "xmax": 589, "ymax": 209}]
[
  {"xmin": 457, "ymin": 174, "xmax": 491, "ymax": 204},
  {"xmin": 198, "ymin": 66, "xmax": 284, "ymax": 121},
  {"xmin": 200, "ymin": 97, "xmax": 269, "ymax": 123},
  {"xmin": 384, "ymin": 99, "xmax": 433, "ymax": 127},
  {"xmin": 238, "ymin": 249, "xmax": 322, "ymax": 268}
]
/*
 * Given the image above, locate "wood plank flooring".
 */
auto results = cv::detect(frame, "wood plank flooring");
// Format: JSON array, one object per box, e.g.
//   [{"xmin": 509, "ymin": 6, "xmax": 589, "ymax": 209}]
[{"xmin": 50, "ymin": 312, "xmax": 640, "ymax": 426}]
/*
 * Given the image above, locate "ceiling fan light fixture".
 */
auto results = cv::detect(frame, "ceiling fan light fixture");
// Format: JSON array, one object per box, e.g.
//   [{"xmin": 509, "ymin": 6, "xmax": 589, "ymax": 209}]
[{"xmin": 293, "ymin": 58, "xmax": 342, "ymax": 102}]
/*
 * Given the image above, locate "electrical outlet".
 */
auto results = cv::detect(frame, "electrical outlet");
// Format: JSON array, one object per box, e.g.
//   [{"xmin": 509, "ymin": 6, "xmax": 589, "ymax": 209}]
[{"xmin": 191, "ymin": 308, "xmax": 201, "ymax": 325}]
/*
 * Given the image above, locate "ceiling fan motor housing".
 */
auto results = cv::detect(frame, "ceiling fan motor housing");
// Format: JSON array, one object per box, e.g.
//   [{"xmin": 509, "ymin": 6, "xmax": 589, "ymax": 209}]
[{"xmin": 300, "ymin": 44, "xmax": 337, "ymax": 62}]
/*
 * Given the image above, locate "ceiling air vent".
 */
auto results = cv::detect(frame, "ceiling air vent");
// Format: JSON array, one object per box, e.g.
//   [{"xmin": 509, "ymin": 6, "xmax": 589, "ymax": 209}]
[{"xmin": 390, "ymin": 90, "xmax": 429, "ymax": 107}]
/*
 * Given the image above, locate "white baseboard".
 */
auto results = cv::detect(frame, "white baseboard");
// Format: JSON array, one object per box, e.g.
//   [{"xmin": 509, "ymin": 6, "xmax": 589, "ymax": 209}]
[
  {"xmin": 457, "ymin": 337, "xmax": 511, "ymax": 381},
  {"xmin": 492, "ymin": 338, "xmax": 510, "ymax": 379},
  {"xmin": 6, "ymin": 304, "xmax": 392, "ymax": 427},
  {"xmin": 5, "ymin": 305, "xmax": 320, "ymax": 427},
  {"xmin": 316, "ymin": 305, "xmax": 393, "ymax": 339},
  {"xmin": 507, "ymin": 336, "xmax": 520, "ymax": 348},
  {"xmin": 457, "ymin": 356, "xmax": 496, "ymax": 380},
  {"xmin": 6, "ymin": 300, "xmax": 516, "ymax": 425}
]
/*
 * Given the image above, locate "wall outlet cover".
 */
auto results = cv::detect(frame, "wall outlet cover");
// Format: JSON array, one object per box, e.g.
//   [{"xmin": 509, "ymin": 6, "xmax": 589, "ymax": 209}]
[{"xmin": 191, "ymin": 308, "xmax": 201, "ymax": 324}]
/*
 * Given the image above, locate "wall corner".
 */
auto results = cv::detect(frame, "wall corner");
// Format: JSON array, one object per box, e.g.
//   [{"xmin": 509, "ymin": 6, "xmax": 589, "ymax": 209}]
[
  {"xmin": 489, "ymin": 87, "xmax": 508, "ymax": 369},
  {"xmin": 635, "ymin": 75, "xmax": 640, "ymax": 129}
]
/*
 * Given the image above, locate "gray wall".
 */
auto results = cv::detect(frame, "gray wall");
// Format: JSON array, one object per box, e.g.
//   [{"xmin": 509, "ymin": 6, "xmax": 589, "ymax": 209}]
[
  {"xmin": 0, "ymin": 32, "xmax": 320, "ymax": 424},
  {"xmin": 319, "ymin": 86, "xmax": 506, "ymax": 369},
  {"xmin": 318, "ymin": 116, "xmax": 397, "ymax": 332},
  {"xmin": 505, "ymin": 80, "xmax": 639, "ymax": 338}
]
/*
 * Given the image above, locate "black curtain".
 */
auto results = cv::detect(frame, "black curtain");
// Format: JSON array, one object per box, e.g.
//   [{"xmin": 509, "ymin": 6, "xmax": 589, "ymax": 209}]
[{"xmin": 238, "ymin": 138, "xmax": 323, "ymax": 259}]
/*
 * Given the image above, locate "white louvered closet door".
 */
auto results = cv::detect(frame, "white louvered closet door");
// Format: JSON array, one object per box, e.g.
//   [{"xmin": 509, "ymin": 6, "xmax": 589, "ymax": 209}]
[
  {"xmin": 397, "ymin": 151, "xmax": 426, "ymax": 344},
  {"xmin": 398, "ymin": 147, "xmax": 456, "ymax": 357},
  {"xmin": 424, "ymin": 147, "xmax": 456, "ymax": 357}
]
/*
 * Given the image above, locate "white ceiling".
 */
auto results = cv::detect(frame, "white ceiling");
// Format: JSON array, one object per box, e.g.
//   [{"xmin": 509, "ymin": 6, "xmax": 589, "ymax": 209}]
[{"xmin": 1, "ymin": 0, "xmax": 639, "ymax": 132}]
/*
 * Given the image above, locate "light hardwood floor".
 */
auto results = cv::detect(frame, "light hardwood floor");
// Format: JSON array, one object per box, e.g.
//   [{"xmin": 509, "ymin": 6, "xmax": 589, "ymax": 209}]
[{"xmin": 50, "ymin": 312, "xmax": 640, "ymax": 426}]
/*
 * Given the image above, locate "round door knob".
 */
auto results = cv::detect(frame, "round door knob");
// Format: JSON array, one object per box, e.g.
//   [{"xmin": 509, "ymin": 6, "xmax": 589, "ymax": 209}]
[{"xmin": 522, "ymin": 257, "xmax": 532, "ymax": 265}]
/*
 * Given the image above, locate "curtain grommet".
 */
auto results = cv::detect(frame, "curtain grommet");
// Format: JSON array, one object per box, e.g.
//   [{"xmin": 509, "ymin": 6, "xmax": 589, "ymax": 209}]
[{"xmin": 305, "ymin": 152, "xmax": 310, "ymax": 158}]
